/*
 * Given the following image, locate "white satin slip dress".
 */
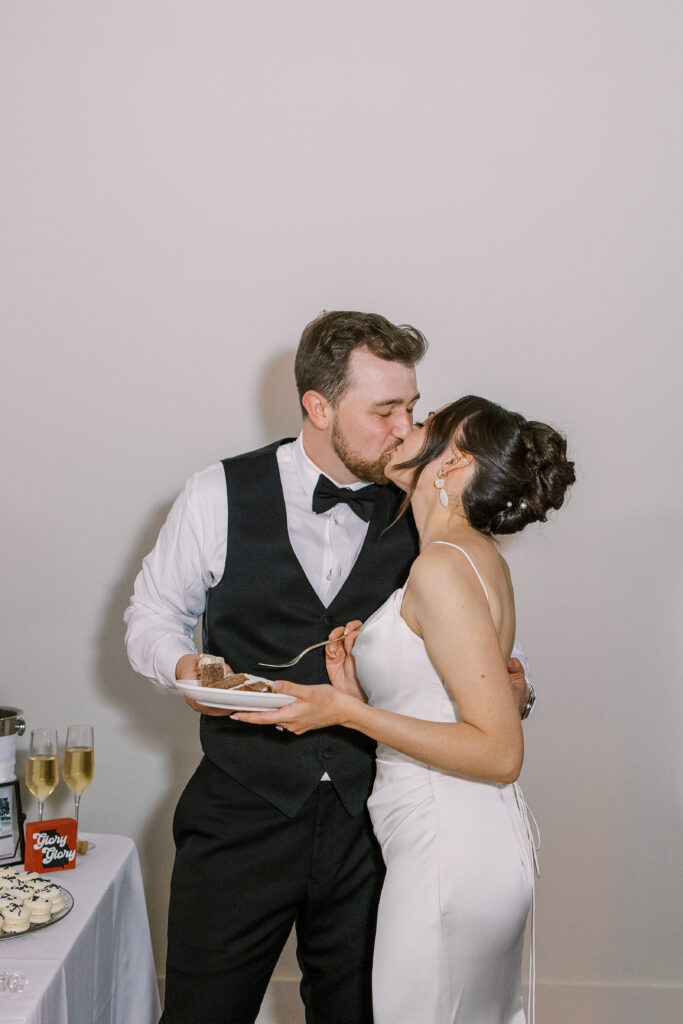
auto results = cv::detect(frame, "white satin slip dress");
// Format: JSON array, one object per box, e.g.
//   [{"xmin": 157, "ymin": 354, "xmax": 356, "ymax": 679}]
[{"xmin": 353, "ymin": 542, "xmax": 538, "ymax": 1024}]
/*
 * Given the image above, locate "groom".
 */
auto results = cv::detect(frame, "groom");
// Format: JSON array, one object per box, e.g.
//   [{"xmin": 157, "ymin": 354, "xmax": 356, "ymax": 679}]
[{"xmin": 124, "ymin": 310, "xmax": 531, "ymax": 1024}]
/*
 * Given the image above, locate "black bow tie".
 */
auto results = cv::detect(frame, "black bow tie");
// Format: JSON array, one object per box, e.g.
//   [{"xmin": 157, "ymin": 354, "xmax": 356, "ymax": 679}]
[{"xmin": 312, "ymin": 475, "xmax": 380, "ymax": 522}]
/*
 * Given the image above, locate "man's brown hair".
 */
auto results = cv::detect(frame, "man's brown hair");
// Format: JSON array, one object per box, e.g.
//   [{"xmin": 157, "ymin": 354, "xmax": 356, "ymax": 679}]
[{"xmin": 294, "ymin": 310, "xmax": 428, "ymax": 414}]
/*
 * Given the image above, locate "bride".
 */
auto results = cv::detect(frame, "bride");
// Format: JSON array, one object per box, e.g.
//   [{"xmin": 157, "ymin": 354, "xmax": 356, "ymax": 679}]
[{"xmin": 234, "ymin": 395, "xmax": 575, "ymax": 1023}]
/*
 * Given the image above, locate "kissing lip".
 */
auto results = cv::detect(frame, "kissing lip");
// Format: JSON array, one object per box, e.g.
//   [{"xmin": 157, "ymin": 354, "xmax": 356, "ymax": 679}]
[{"xmin": 382, "ymin": 442, "xmax": 404, "ymax": 481}]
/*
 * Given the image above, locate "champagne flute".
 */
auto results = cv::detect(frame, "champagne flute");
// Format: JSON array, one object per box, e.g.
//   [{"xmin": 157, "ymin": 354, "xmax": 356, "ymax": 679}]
[
  {"xmin": 63, "ymin": 725, "xmax": 94, "ymax": 840},
  {"xmin": 25, "ymin": 729, "xmax": 59, "ymax": 821}
]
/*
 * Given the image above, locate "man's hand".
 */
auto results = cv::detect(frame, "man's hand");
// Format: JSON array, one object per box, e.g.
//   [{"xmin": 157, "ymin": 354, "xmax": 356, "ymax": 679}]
[
  {"xmin": 176, "ymin": 654, "xmax": 201, "ymax": 681},
  {"xmin": 176, "ymin": 654, "xmax": 237, "ymax": 717},
  {"xmin": 506, "ymin": 657, "xmax": 530, "ymax": 718}
]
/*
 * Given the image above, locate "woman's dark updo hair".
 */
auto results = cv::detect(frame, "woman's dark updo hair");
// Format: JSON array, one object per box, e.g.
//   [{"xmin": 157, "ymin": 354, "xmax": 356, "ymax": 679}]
[{"xmin": 395, "ymin": 395, "xmax": 575, "ymax": 535}]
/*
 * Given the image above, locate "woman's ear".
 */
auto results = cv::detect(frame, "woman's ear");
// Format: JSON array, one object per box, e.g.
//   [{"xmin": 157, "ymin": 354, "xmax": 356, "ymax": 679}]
[
  {"xmin": 443, "ymin": 446, "xmax": 474, "ymax": 474},
  {"xmin": 301, "ymin": 390, "xmax": 332, "ymax": 430}
]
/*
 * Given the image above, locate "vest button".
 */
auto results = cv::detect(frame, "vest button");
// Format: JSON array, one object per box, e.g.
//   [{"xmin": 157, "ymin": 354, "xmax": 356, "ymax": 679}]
[
  {"xmin": 322, "ymin": 613, "xmax": 333, "ymax": 626},
  {"xmin": 322, "ymin": 750, "xmax": 333, "ymax": 760}
]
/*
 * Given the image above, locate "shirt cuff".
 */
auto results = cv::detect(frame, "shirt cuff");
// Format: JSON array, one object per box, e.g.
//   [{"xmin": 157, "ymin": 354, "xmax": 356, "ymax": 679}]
[{"xmin": 155, "ymin": 642, "xmax": 198, "ymax": 692}]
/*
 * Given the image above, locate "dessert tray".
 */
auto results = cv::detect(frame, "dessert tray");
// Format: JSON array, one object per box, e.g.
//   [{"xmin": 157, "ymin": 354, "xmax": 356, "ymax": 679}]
[
  {"xmin": 174, "ymin": 679, "xmax": 296, "ymax": 712},
  {"xmin": 0, "ymin": 884, "xmax": 73, "ymax": 939}
]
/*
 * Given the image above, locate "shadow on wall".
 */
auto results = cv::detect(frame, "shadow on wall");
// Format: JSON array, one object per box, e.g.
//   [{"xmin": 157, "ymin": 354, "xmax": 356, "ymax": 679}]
[
  {"xmin": 256, "ymin": 349, "xmax": 303, "ymax": 444},
  {"xmin": 93, "ymin": 349, "xmax": 304, "ymax": 1012},
  {"xmin": 93, "ymin": 496, "xmax": 201, "ymax": 972}
]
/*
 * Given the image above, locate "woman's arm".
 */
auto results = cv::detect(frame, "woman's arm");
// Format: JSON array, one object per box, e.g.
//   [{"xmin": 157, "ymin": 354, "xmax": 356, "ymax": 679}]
[
  {"xmin": 233, "ymin": 548, "xmax": 523, "ymax": 784},
  {"xmin": 347, "ymin": 548, "xmax": 523, "ymax": 782}
]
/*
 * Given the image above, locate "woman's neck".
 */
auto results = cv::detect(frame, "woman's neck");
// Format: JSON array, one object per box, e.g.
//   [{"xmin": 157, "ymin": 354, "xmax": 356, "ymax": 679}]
[{"xmin": 409, "ymin": 489, "xmax": 473, "ymax": 548}]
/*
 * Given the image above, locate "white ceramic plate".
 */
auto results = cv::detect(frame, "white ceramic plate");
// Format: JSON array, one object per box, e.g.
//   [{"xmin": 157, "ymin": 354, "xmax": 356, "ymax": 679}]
[{"xmin": 174, "ymin": 679, "xmax": 296, "ymax": 712}]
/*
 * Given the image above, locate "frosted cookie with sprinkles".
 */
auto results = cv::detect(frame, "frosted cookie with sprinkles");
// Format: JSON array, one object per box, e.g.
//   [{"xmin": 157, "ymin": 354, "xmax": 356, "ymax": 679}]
[
  {"xmin": 24, "ymin": 892, "xmax": 52, "ymax": 923},
  {"xmin": 1, "ymin": 902, "xmax": 31, "ymax": 933},
  {"xmin": 4, "ymin": 882, "xmax": 33, "ymax": 902},
  {"xmin": 39, "ymin": 882, "xmax": 65, "ymax": 912},
  {"xmin": 30, "ymin": 877, "xmax": 53, "ymax": 891},
  {"xmin": 17, "ymin": 871, "xmax": 41, "ymax": 883}
]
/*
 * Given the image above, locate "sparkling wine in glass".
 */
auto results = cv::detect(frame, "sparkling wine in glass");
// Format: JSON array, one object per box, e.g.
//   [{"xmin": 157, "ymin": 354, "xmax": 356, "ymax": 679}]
[
  {"xmin": 63, "ymin": 725, "xmax": 94, "ymax": 839},
  {"xmin": 25, "ymin": 728, "xmax": 59, "ymax": 821}
]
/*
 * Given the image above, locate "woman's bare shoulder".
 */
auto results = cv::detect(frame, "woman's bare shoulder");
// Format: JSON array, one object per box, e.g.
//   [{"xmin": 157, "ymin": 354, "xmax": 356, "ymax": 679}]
[
  {"xmin": 408, "ymin": 535, "xmax": 511, "ymax": 613},
  {"xmin": 417, "ymin": 533, "xmax": 504, "ymax": 574},
  {"xmin": 409, "ymin": 537, "xmax": 487, "ymax": 598}
]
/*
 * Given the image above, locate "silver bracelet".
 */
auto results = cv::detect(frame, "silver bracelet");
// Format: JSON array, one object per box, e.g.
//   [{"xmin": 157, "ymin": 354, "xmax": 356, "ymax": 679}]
[{"xmin": 520, "ymin": 680, "xmax": 536, "ymax": 720}]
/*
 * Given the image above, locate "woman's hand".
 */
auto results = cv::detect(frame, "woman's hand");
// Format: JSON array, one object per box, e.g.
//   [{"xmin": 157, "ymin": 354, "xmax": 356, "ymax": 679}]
[
  {"xmin": 230, "ymin": 680, "xmax": 354, "ymax": 735},
  {"xmin": 325, "ymin": 621, "xmax": 366, "ymax": 700}
]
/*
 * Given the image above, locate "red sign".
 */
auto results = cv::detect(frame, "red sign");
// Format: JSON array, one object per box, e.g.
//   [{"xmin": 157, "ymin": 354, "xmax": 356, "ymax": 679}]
[{"xmin": 24, "ymin": 818, "xmax": 77, "ymax": 873}]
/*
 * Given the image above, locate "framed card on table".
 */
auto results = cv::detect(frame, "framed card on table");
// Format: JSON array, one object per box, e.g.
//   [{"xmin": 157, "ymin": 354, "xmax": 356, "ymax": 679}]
[
  {"xmin": 24, "ymin": 818, "xmax": 77, "ymax": 873},
  {"xmin": 0, "ymin": 779, "xmax": 25, "ymax": 867}
]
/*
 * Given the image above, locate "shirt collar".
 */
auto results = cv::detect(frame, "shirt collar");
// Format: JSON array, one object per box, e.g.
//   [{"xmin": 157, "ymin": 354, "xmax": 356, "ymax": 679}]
[{"xmin": 292, "ymin": 433, "xmax": 370, "ymax": 501}]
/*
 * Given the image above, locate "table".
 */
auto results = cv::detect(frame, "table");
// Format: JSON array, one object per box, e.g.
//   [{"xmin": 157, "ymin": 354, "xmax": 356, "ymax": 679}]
[{"xmin": 0, "ymin": 833, "xmax": 161, "ymax": 1024}]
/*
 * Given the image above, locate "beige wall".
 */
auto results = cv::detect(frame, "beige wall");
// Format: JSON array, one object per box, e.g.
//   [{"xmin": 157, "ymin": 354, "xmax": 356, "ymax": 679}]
[{"xmin": 2, "ymin": 3, "xmax": 681, "ymax": 1021}]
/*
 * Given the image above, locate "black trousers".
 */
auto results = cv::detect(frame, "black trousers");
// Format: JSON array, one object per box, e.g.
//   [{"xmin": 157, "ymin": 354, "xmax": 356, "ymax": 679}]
[{"xmin": 161, "ymin": 757, "xmax": 384, "ymax": 1024}]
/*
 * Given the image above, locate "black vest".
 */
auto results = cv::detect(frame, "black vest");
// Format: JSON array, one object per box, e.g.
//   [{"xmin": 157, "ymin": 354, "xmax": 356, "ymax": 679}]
[{"xmin": 200, "ymin": 440, "xmax": 418, "ymax": 817}]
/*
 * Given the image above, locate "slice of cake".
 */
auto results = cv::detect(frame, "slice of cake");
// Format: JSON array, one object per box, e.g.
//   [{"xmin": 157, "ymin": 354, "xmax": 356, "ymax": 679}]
[
  {"xmin": 198, "ymin": 654, "xmax": 227, "ymax": 685},
  {"xmin": 226, "ymin": 674, "xmax": 274, "ymax": 693},
  {"xmin": 200, "ymin": 671, "xmax": 274, "ymax": 693}
]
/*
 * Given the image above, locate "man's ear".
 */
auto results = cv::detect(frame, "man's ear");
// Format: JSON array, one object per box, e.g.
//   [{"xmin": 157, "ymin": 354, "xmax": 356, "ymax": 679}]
[{"xmin": 301, "ymin": 390, "xmax": 332, "ymax": 430}]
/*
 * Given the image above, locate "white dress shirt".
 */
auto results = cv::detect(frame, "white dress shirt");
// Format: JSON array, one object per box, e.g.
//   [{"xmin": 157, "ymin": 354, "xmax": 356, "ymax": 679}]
[{"xmin": 124, "ymin": 435, "xmax": 373, "ymax": 691}]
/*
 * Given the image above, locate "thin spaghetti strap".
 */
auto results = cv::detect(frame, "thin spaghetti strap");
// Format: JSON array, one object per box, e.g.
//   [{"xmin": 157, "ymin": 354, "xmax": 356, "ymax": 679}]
[{"xmin": 429, "ymin": 540, "xmax": 490, "ymax": 603}]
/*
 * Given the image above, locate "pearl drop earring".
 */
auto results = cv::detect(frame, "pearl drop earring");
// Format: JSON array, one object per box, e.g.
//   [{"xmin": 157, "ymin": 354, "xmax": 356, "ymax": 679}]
[{"xmin": 434, "ymin": 469, "xmax": 449, "ymax": 508}]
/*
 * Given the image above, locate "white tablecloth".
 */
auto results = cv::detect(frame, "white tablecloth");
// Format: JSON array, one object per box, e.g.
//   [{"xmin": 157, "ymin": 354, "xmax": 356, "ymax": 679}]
[{"xmin": 0, "ymin": 833, "xmax": 161, "ymax": 1024}]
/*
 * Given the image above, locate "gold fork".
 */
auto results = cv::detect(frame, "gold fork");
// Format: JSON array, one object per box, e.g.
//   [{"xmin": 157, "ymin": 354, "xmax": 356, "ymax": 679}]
[{"xmin": 258, "ymin": 637, "xmax": 339, "ymax": 668}]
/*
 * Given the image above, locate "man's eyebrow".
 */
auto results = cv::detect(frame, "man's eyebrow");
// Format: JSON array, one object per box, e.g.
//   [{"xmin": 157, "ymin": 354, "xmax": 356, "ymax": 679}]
[{"xmin": 372, "ymin": 392, "xmax": 421, "ymax": 408}]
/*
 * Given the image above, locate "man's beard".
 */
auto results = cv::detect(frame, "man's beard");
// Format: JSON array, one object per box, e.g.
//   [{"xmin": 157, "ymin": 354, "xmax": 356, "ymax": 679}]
[{"xmin": 331, "ymin": 420, "xmax": 399, "ymax": 485}]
